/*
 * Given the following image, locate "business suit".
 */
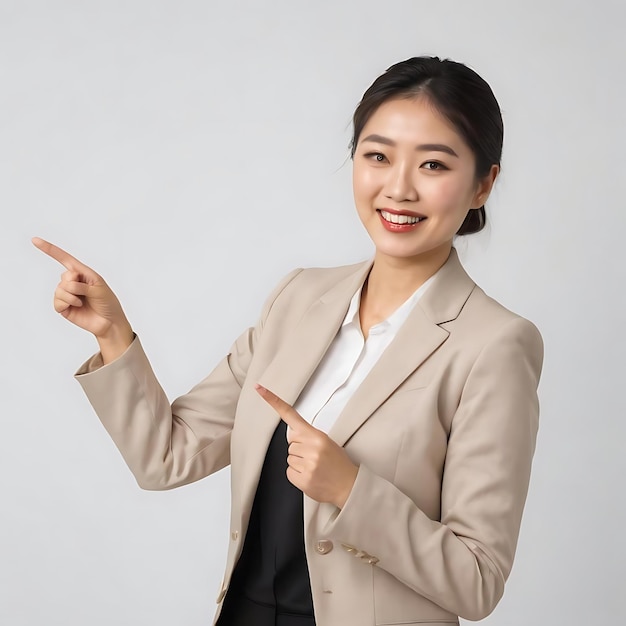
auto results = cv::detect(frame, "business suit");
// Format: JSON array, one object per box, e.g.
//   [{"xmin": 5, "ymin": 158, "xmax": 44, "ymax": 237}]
[{"xmin": 75, "ymin": 247, "xmax": 543, "ymax": 625}]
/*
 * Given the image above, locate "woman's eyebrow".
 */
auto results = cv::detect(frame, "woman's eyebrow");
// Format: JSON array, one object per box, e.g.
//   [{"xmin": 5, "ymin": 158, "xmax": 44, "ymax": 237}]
[
  {"xmin": 361, "ymin": 134, "xmax": 459, "ymax": 157},
  {"xmin": 416, "ymin": 143, "xmax": 459, "ymax": 157}
]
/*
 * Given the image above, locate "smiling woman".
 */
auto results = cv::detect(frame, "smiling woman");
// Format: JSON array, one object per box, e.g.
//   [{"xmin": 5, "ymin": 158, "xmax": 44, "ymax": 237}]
[
  {"xmin": 347, "ymin": 59, "xmax": 505, "ymax": 335},
  {"xmin": 353, "ymin": 97, "xmax": 497, "ymax": 278},
  {"xmin": 34, "ymin": 56, "xmax": 543, "ymax": 626}
]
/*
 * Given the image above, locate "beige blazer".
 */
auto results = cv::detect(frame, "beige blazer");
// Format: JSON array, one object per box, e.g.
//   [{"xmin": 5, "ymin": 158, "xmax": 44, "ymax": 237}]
[{"xmin": 76, "ymin": 248, "xmax": 543, "ymax": 626}]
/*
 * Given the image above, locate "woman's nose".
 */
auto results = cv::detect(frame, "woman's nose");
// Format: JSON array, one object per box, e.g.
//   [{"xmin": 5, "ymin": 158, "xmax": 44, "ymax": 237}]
[{"xmin": 383, "ymin": 163, "xmax": 418, "ymax": 202}]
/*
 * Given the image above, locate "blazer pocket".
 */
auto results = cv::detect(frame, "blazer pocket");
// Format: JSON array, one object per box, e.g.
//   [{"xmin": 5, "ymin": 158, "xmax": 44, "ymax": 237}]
[{"xmin": 392, "ymin": 379, "xmax": 431, "ymax": 394}]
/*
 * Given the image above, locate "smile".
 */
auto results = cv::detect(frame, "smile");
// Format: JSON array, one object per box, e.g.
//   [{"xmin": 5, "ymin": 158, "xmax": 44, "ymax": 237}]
[{"xmin": 379, "ymin": 210, "xmax": 426, "ymax": 225}]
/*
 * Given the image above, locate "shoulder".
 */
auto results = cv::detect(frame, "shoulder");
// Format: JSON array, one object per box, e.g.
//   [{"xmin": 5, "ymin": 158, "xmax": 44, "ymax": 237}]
[
  {"xmin": 270, "ymin": 260, "xmax": 369, "ymax": 302},
  {"xmin": 451, "ymin": 284, "xmax": 544, "ymax": 373},
  {"xmin": 291, "ymin": 261, "xmax": 370, "ymax": 288},
  {"xmin": 258, "ymin": 260, "xmax": 370, "ymax": 323},
  {"xmin": 465, "ymin": 286, "xmax": 542, "ymax": 340},
  {"xmin": 424, "ymin": 248, "xmax": 543, "ymax": 350}
]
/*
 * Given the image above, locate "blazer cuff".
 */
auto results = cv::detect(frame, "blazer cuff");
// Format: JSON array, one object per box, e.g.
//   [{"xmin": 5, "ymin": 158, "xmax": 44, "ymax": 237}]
[
  {"xmin": 74, "ymin": 334, "xmax": 140, "ymax": 377},
  {"xmin": 323, "ymin": 462, "xmax": 389, "ymax": 551}
]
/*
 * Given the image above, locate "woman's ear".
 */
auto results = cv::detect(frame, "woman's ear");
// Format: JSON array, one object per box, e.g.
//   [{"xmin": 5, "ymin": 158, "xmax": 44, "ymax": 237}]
[{"xmin": 472, "ymin": 164, "xmax": 500, "ymax": 209}]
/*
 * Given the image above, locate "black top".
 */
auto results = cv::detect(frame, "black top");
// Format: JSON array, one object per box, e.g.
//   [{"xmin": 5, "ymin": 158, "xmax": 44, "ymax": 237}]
[{"xmin": 224, "ymin": 420, "xmax": 315, "ymax": 616}]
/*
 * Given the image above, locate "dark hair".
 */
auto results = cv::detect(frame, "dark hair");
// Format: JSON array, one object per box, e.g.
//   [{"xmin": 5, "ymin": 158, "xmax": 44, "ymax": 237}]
[{"xmin": 350, "ymin": 56, "xmax": 503, "ymax": 235}]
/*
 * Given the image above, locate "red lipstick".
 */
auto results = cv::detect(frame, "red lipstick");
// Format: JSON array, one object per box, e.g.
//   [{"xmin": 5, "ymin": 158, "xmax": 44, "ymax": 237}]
[{"xmin": 377, "ymin": 208, "xmax": 426, "ymax": 233}]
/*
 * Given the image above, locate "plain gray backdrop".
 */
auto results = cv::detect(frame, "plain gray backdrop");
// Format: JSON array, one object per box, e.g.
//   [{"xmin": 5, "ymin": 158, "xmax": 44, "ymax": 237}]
[{"xmin": 2, "ymin": 1, "xmax": 625, "ymax": 624}]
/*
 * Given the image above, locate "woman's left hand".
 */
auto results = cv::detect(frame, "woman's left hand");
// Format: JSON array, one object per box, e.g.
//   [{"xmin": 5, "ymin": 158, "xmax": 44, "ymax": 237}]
[{"xmin": 255, "ymin": 384, "xmax": 358, "ymax": 509}]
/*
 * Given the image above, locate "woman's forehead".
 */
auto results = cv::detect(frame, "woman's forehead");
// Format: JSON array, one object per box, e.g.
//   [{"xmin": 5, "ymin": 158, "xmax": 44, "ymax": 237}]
[{"xmin": 360, "ymin": 97, "xmax": 468, "ymax": 152}]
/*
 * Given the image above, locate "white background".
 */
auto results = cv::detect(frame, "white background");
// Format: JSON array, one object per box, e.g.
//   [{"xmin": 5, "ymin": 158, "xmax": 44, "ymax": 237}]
[{"xmin": 2, "ymin": 1, "xmax": 625, "ymax": 624}]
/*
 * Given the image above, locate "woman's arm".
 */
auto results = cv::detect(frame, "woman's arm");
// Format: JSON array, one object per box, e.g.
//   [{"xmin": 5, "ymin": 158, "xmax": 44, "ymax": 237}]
[
  {"xmin": 322, "ymin": 316, "xmax": 544, "ymax": 621},
  {"xmin": 73, "ymin": 267, "xmax": 302, "ymax": 490},
  {"xmin": 33, "ymin": 236, "xmax": 303, "ymax": 490}
]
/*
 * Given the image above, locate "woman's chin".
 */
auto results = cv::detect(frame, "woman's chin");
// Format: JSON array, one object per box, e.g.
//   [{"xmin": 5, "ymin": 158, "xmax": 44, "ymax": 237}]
[{"xmin": 372, "ymin": 239, "xmax": 453, "ymax": 264}]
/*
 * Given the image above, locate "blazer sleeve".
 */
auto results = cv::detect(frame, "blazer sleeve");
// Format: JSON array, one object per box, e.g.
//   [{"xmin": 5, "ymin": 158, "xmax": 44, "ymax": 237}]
[
  {"xmin": 322, "ymin": 316, "xmax": 544, "ymax": 621},
  {"xmin": 74, "ymin": 267, "xmax": 303, "ymax": 491}
]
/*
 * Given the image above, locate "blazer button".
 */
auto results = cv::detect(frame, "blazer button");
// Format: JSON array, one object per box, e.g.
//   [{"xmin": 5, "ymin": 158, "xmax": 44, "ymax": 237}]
[
  {"xmin": 231, "ymin": 530, "xmax": 239, "ymax": 541},
  {"xmin": 216, "ymin": 586, "xmax": 227, "ymax": 604},
  {"xmin": 316, "ymin": 540, "xmax": 334, "ymax": 555}
]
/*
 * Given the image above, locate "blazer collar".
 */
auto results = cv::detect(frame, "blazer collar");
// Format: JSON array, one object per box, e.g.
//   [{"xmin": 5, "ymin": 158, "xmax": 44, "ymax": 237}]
[
  {"xmin": 419, "ymin": 247, "xmax": 477, "ymax": 325},
  {"xmin": 318, "ymin": 246, "xmax": 474, "ymax": 321},
  {"xmin": 328, "ymin": 247, "xmax": 475, "ymax": 446},
  {"xmin": 257, "ymin": 247, "xmax": 475, "ymax": 445}
]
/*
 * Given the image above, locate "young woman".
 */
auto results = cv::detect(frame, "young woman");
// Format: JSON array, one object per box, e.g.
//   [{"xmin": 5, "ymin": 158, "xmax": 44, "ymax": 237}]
[{"xmin": 34, "ymin": 56, "xmax": 543, "ymax": 626}]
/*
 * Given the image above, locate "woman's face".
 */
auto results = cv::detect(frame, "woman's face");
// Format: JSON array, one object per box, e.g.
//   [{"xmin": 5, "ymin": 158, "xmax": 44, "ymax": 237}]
[{"xmin": 352, "ymin": 96, "xmax": 497, "ymax": 263}]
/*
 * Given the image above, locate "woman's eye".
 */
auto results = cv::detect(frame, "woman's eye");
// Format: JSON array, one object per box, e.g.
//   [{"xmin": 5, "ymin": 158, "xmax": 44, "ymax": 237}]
[
  {"xmin": 364, "ymin": 152, "xmax": 387, "ymax": 163},
  {"xmin": 422, "ymin": 161, "xmax": 446, "ymax": 171}
]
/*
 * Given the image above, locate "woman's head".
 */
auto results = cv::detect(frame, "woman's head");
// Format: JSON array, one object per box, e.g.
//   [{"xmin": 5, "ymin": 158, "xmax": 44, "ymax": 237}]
[{"xmin": 351, "ymin": 56, "xmax": 503, "ymax": 238}]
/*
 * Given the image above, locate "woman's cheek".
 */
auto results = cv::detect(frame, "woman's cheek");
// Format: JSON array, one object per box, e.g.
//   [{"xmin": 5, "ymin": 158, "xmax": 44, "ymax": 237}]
[
  {"xmin": 353, "ymin": 172, "xmax": 370, "ymax": 202},
  {"xmin": 431, "ymin": 177, "xmax": 475, "ymax": 213}
]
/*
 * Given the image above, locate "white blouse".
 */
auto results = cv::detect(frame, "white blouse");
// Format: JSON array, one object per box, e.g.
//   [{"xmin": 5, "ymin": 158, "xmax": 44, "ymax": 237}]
[{"xmin": 292, "ymin": 266, "xmax": 440, "ymax": 435}]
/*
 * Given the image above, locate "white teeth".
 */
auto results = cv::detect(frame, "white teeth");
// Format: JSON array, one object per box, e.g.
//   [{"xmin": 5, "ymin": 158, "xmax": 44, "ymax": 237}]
[{"xmin": 380, "ymin": 210, "xmax": 423, "ymax": 225}]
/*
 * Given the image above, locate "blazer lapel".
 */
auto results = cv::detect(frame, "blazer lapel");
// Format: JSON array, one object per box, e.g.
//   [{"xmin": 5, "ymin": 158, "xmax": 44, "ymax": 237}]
[
  {"xmin": 235, "ymin": 260, "xmax": 374, "ymax": 526},
  {"xmin": 256, "ymin": 259, "xmax": 374, "ymax": 405},
  {"xmin": 329, "ymin": 247, "xmax": 475, "ymax": 447},
  {"xmin": 256, "ymin": 248, "xmax": 476, "ymax": 446}
]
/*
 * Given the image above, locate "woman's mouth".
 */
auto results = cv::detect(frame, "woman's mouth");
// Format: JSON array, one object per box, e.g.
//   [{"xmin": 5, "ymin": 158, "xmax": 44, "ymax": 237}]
[{"xmin": 377, "ymin": 209, "xmax": 426, "ymax": 232}]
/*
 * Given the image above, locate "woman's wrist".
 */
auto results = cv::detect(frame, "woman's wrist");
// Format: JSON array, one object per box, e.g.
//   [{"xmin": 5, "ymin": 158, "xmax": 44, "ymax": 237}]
[
  {"xmin": 335, "ymin": 463, "xmax": 359, "ymax": 509},
  {"xmin": 96, "ymin": 322, "xmax": 135, "ymax": 364}
]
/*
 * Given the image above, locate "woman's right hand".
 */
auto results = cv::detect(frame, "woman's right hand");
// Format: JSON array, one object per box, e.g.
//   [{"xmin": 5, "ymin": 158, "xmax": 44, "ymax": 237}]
[{"xmin": 32, "ymin": 237, "xmax": 135, "ymax": 362}]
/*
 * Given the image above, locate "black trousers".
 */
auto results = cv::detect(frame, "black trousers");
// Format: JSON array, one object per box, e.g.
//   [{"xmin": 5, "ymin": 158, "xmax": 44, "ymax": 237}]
[{"xmin": 217, "ymin": 592, "xmax": 316, "ymax": 626}]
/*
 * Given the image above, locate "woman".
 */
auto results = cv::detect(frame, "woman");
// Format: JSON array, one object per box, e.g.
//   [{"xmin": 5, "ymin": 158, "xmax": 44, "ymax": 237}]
[{"xmin": 34, "ymin": 56, "xmax": 543, "ymax": 626}]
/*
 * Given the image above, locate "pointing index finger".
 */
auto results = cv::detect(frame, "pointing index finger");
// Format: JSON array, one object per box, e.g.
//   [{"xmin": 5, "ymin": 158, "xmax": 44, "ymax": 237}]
[
  {"xmin": 31, "ymin": 237, "xmax": 91, "ymax": 273},
  {"xmin": 254, "ymin": 384, "xmax": 310, "ymax": 431}
]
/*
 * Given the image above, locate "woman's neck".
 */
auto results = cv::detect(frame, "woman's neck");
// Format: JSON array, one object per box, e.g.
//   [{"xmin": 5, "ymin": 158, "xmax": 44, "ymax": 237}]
[{"xmin": 361, "ymin": 244, "xmax": 452, "ymax": 320}]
